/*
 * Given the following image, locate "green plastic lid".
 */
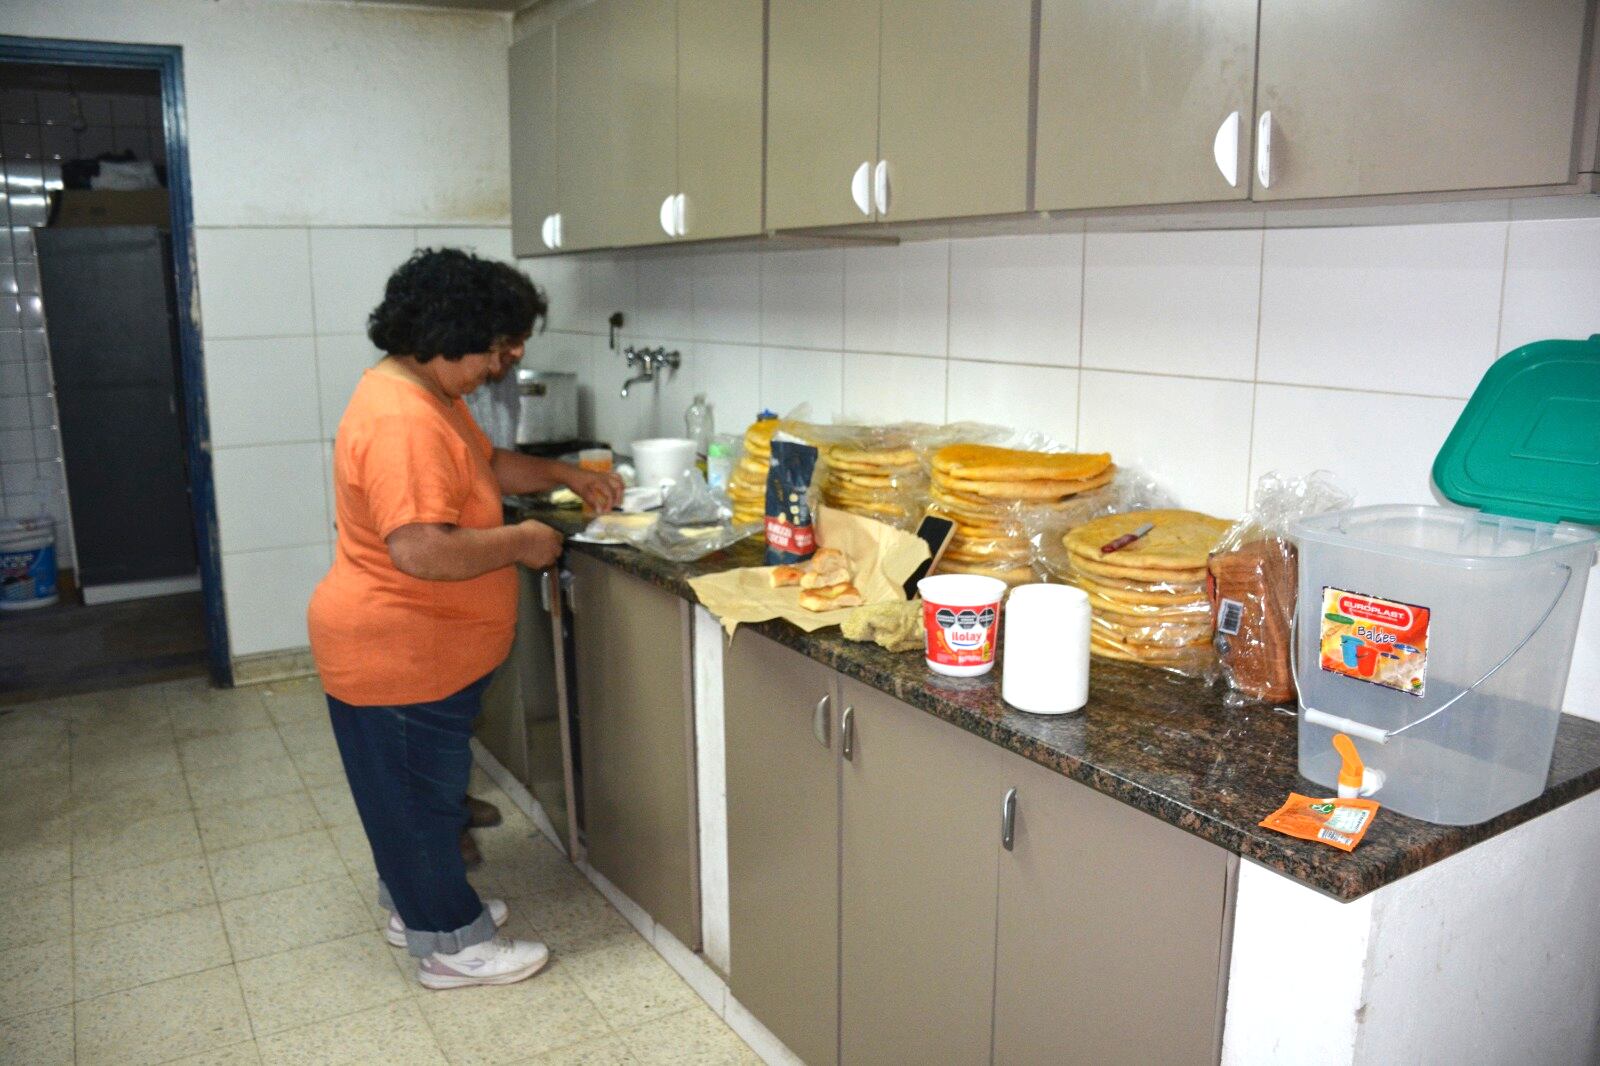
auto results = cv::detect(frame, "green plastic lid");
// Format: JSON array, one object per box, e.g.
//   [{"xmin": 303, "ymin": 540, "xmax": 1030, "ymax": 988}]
[{"xmin": 1433, "ymin": 335, "xmax": 1600, "ymax": 525}]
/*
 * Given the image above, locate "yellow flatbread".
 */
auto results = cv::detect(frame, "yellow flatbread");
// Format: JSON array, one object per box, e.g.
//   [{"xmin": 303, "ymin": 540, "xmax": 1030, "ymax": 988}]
[
  {"xmin": 936, "ymin": 466, "xmax": 1116, "ymax": 501},
  {"xmin": 1064, "ymin": 509, "xmax": 1231, "ymax": 571},
  {"xmin": 933, "ymin": 444, "xmax": 1113, "ymax": 483},
  {"xmin": 1068, "ymin": 554, "xmax": 1209, "ymax": 585}
]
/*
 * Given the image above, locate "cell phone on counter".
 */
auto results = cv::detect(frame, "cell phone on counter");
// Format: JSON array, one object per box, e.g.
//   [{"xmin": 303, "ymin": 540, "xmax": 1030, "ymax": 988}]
[{"xmin": 902, "ymin": 515, "xmax": 956, "ymax": 598}]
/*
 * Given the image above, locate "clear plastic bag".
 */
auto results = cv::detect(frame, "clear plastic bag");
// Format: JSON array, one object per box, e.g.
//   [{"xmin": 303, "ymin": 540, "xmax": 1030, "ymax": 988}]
[{"xmin": 1208, "ymin": 471, "xmax": 1352, "ymax": 706}]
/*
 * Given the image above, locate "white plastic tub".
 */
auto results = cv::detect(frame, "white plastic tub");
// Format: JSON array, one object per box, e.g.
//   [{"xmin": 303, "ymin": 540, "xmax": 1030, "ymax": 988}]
[
  {"xmin": 0, "ymin": 516, "xmax": 59, "ymax": 611},
  {"xmin": 1293, "ymin": 505, "xmax": 1597, "ymax": 825}
]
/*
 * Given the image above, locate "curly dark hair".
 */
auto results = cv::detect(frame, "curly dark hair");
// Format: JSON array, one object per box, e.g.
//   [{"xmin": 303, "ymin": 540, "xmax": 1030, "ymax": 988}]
[{"xmin": 367, "ymin": 248, "xmax": 547, "ymax": 362}]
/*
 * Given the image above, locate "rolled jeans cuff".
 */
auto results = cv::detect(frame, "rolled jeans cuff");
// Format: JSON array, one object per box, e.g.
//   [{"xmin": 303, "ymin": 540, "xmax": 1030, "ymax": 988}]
[{"xmin": 378, "ymin": 878, "xmax": 497, "ymax": 958}]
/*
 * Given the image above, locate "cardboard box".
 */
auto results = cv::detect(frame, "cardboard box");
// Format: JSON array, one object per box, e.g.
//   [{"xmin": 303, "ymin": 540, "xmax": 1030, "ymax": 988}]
[{"xmin": 52, "ymin": 189, "xmax": 171, "ymax": 228}]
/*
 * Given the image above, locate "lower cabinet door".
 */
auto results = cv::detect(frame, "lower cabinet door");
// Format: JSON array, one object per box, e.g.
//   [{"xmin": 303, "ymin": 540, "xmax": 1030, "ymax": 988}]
[
  {"xmin": 994, "ymin": 754, "xmax": 1235, "ymax": 1065},
  {"xmin": 839, "ymin": 677, "xmax": 1006, "ymax": 1066},
  {"xmin": 725, "ymin": 631, "xmax": 840, "ymax": 1066}
]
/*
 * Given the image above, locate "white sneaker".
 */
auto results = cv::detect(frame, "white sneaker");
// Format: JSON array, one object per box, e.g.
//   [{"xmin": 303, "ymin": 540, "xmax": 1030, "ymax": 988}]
[
  {"xmin": 385, "ymin": 898, "xmax": 508, "ymax": 948},
  {"xmin": 418, "ymin": 935, "xmax": 550, "ymax": 990}
]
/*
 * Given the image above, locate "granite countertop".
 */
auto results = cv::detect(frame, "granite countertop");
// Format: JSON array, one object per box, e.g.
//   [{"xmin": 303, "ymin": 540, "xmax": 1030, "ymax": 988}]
[{"xmin": 515, "ymin": 501, "xmax": 1600, "ymax": 902}]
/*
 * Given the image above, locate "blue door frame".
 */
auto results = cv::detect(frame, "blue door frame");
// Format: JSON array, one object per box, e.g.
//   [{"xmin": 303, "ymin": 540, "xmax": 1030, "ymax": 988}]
[{"xmin": 1, "ymin": 34, "xmax": 232, "ymax": 686}]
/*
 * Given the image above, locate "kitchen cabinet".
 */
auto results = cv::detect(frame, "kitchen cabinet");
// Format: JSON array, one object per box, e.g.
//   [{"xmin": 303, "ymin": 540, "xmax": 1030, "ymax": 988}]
[
  {"xmin": 993, "ymin": 755, "xmax": 1233, "ymax": 1065},
  {"xmin": 838, "ymin": 675, "xmax": 1008, "ymax": 1066},
  {"xmin": 725, "ymin": 632, "xmax": 840, "ymax": 1066},
  {"xmin": 1253, "ymin": 0, "xmax": 1590, "ymax": 200},
  {"xmin": 1035, "ymin": 0, "xmax": 1258, "ymax": 211},
  {"xmin": 766, "ymin": 0, "xmax": 1031, "ymax": 229},
  {"xmin": 675, "ymin": 0, "xmax": 765, "ymax": 241},
  {"xmin": 508, "ymin": 25, "xmax": 558, "ymax": 257},
  {"xmin": 554, "ymin": 0, "xmax": 677, "ymax": 251},
  {"xmin": 569, "ymin": 552, "xmax": 699, "ymax": 948}
]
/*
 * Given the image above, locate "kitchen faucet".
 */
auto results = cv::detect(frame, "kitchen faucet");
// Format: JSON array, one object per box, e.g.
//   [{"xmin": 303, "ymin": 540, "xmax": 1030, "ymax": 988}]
[{"xmin": 619, "ymin": 345, "xmax": 681, "ymax": 398}]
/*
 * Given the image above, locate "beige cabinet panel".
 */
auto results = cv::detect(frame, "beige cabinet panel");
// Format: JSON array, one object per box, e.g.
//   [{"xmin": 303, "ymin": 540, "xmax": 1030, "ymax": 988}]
[
  {"xmin": 556, "ymin": 0, "xmax": 677, "ymax": 250},
  {"xmin": 725, "ymin": 632, "xmax": 839, "ymax": 1066},
  {"xmin": 766, "ymin": 0, "xmax": 881, "ymax": 230},
  {"xmin": 1036, "ymin": 0, "xmax": 1257, "ymax": 211},
  {"xmin": 878, "ymin": 0, "xmax": 1032, "ymax": 221},
  {"xmin": 994, "ymin": 755, "xmax": 1233, "ymax": 1065},
  {"xmin": 508, "ymin": 25, "xmax": 558, "ymax": 257},
  {"xmin": 1256, "ymin": 0, "xmax": 1590, "ymax": 200},
  {"xmin": 677, "ymin": 0, "xmax": 765, "ymax": 241},
  {"xmin": 839, "ymin": 677, "xmax": 1005, "ymax": 1066},
  {"xmin": 570, "ymin": 553, "xmax": 699, "ymax": 948}
]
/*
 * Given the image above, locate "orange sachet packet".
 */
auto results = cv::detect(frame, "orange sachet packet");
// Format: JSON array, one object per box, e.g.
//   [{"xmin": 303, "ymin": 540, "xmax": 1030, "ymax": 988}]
[{"xmin": 1259, "ymin": 792, "xmax": 1380, "ymax": 852}]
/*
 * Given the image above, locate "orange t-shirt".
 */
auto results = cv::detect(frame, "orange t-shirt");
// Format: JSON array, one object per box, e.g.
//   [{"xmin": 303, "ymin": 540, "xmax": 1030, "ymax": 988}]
[{"xmin": 308, "ymin": 370, "xmax": 518, "ymax": 706}]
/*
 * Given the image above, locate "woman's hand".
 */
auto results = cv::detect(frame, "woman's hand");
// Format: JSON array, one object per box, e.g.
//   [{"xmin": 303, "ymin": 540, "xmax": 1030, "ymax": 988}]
[
  {"xmin": 562, "ymin": 465, "xmax": 626, "ymax": 514},
  {"xmin": 515, "ymin": 519, "xmax": 565, "ymax": 570}
]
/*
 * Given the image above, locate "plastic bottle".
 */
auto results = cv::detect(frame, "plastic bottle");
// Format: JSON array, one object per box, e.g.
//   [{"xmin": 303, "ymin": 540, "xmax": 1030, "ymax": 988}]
[
  {"xmin": 685, "ymin": 393, "xmax": 713, "ymax": 458},
  {"xmin": 706, "ymin": 436, "xmax": 736, "ymax": 495}
]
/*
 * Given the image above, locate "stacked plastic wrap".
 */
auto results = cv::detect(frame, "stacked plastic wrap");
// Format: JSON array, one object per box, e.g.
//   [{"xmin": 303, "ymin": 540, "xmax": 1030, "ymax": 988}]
[{"xmin": 818, "ymin": 431, "xmax": 928, "ymax": 530}]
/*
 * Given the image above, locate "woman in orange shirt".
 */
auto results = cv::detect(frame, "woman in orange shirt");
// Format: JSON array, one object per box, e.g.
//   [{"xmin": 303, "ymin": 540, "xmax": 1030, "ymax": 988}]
[{"xmin": 308, "ymin": 249, "xmax": 622, "ymax": 990}]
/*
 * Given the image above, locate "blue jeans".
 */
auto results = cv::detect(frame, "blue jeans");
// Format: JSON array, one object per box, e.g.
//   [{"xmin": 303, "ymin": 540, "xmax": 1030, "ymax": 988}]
[{"xmin": 326, "ymin": 674, "xmax": 497, "ymax": 957}]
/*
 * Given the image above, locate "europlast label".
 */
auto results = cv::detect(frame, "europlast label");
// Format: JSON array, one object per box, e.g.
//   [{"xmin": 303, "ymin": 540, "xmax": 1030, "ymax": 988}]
[{"xmin": 1318, "ymin": 587, "xmax": 1429, "ymax": 697}]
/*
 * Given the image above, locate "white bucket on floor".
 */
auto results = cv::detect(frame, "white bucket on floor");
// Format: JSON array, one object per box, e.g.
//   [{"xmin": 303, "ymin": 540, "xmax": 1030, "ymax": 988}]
[{"xmin": 0, "ymin": 517, "xmax": 59, "ymax": 610}]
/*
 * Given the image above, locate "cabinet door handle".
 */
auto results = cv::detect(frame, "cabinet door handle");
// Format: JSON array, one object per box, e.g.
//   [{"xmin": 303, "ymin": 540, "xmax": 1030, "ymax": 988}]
[
  {"xmin": 1255, "ymin": 110, "xmax": 1273, "ymax": 190},
  {"xmin": 538, "ymin": 569, "xmax": 552, "ymax": 611},
  {"xmin": 540, "ymin": 214, "xmax": 557, "ymax": 250},
  {"xmin": 1001, "ymin": 787, "xmax": 1017, "ymax": 851},
  {"xmin": 872, "ymin": 159, "xmax": 890, "ymax": 215},
  {"xmin": 673, "ymin": 193, "xmax": 687, "ymax": 238},
  {"xmin": 660, "ymin": 194, "xmax": 677, "ymax": 238},
  {"xmin": 552, "ymin": 213, "xmax": 563, "ymax": 249},
  {"xmin": 841, "ymin": 705, "xmax": 855, "ymax": 761},
  {"xmin": 850, "ymin": 161, "xmax": 872, "ymax": 216},
  {"xmin": 813, "ymin": 694, "xmax": 830, "ymax": 749},
  {"xmin": 1213, "ymin": 111, "xmax": 1240, "ymax": 188}
]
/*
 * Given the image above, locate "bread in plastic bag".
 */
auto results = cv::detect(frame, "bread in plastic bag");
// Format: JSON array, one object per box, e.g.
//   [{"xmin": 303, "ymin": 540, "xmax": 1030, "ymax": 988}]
[{"xmin": 1207, "ymin": 470, "xmax": 1352, "ymax": 706}]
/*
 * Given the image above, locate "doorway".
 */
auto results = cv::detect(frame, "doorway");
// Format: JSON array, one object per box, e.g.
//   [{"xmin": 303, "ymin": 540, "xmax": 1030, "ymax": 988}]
[{"xmin": 0, "ymin": 38, "xmax": 227, "ymax": 702}]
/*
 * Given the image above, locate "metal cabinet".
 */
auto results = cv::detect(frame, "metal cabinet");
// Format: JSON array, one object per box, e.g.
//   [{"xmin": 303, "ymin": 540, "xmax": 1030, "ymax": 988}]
[
  {"xmin": 993, "ymin": 755, "xmax": 1235, "ymax": 1065},
  {"xmin": 725, "ymin": 632, "xmax": 841, "ymax": 1066},
  {"xmin": 1254, "ymin": 0, "xmax": 1590, "ymax": 200},
  {"xmin": 569, "ymin": 552, "xmax": 700, "ymax": 948},
  {"xmin": 508, "ymin": 25, "xmax": 558, "ymax": 258},
  {"xmin": 838, "ymin": 675, "xmax": 1008, "ymax": 1066},
  {"xmin": 1035, "ymin": 0, "xmax": 1258, "ymax": 211}
]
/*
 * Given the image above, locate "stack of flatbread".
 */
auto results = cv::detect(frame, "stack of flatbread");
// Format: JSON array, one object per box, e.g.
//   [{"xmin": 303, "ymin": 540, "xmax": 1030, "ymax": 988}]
[
  {"xmin": 928, "ymin": 444, "xmax": 1117, "ymax": 585},
  {"xmin": 728, "ymin": 418, "xmax": 781, "ymax": 527},
  {"xmin": 1062, "ymin": 509, "xmax": 1230, "ymax": 668},
  {"xmin": 821, "ymin": 441, "xmax": 926, "ymax": 528},
  {"xmin": 769, "ymin": 547, "xmax": 863, "ymax": 611}
]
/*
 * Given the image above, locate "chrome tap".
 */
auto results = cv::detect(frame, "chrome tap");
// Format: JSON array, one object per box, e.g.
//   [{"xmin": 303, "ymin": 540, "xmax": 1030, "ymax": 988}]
[{"xmin": 619, "ymin": 345, "xmax": 682, "ymax": 398}]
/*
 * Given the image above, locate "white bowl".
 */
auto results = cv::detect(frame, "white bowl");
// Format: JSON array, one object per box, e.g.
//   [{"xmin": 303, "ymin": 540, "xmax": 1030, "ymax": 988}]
[{"xmin": 631, "ymin": 438, "xmax": 697, "ymax": 491}]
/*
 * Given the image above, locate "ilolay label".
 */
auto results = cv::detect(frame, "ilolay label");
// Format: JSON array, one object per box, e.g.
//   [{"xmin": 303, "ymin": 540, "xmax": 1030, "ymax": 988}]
[{"xmin": 1318, "ymin": 587, "xmax": 1429, "ymax": 697}]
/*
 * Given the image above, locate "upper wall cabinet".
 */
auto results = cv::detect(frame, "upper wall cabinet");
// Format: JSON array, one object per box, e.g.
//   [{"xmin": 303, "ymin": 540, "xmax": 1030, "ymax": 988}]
[
  {"xmin": 1035, "ymin": 0, "xmax": 1258, "ymax": 211},
  {"xmin": 508, "ymin": 25, "xmax": 557, "ymax": 258},
  {"xmin": 677, "ymin": 0, "xmax": 766, "ymax": 241},
  {"xmin": 1254, "ymin": 0, "xmax": 1591, "ymax": 200},
  {"xmin": 767, "ymin": 0, "xmax": 1032, "ymax": 230}
]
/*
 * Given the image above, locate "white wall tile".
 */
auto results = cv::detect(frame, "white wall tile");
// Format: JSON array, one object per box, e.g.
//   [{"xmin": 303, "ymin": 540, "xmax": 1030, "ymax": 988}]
[
  {"xmin": 204, "ymin": 336, "xmax": 321, "ymax": 448},
  {"xmin": 1249, "ymin": 384, "xmax": 1465, "ymax": 508},
  {"xmin": 694, "ymin": 343, "xmax": 763, "ymax": 435},
  {"xmin": 844, "ymin": 241, "xmax": 949, "ymax": 357},
  {"xmin": 760, "ymin": 347, "xmax": 843, "ymax": 423},
  {"xmin": 308, "ymin": 228, "xmax": 416, "ymax": 336},
  {"xmin": 649, "ymin": 338, "xmax": 700, "ymax": 435},
  {"xmin": 522, "ymin": 329, "xmax": 594, "ymax": 377},
  {"xmin": 945, "ymin": 360, "xmax": 1079, "ymax": 445},
  {"xmin": 1500, "ymin": 218, "xmax": 1600, "ymax": 353},
  {"xmin": 1082, "ymin": 229, "xmax": 1261, "ymax": 379},
  {"xmin": 214, "ymin": 442, "xmax": 330, "ymax": 554},
  {"xmin": 587, "ymin": 335, "xmax": 662, "ymax": 449},
  {"xmin": 761, "ymin": 248, "xmax": 845, "ymax": 350},
  {"xmin": 1078, "ymin": 371, "xmax": 1254, "ymax": 518},
  {"xmin": 692, "ymin": 251, "xmax": 761, "ymax": 345},
  {"xmin": 521, "ymin": 254, "xmax": 635, "ymax": 336},
  {"xmin": 195, "ymin": 228, "xmax": 313, "ymax": 339},
  {"xmin": 949, "ymin": 234, "xmax": 1082, "ymax": 366},
  {"xmin": 222, "ymin": 543, "xmax": 328, "ymax": 656},
  {"xmin": 314, "ymin": 334, "xmax": 379, "ymax": 440},
  {"xmin": 1258, "ymin": 223, "xmax": 1505, "ymax": 398},
  {"xmin": 841, "ymin": 353, "xmax": 945, "ymax": 424},
  {"xmin": 414, "ymin": 227, "xmax": 514, "ymax": 262},
  {"xmin": 635, "ymin": 255, "xmax": 694, "ymax": 341}
]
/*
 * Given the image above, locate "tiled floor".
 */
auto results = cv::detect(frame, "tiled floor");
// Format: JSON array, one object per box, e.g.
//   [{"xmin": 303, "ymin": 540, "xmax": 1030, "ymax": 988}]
[{"xmin": 0, "ymin": 675, "xmax": 760, "ymax": 1066}]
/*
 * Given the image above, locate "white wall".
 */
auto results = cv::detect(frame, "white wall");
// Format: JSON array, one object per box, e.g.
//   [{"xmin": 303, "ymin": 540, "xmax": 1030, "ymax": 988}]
[
  {"xmin": 519, "ymin": 212, "xmax": 1600, "ymax": 720},
  {"xmin": 0, "ymin": 0, "xmax": 513, "ymax": 660}
]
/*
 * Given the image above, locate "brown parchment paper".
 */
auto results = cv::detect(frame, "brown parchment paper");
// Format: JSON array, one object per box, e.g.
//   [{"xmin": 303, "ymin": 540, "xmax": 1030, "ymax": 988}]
[{"xmin": 688, "ymin": 506, "xmax": 931, "ymax": 635}]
